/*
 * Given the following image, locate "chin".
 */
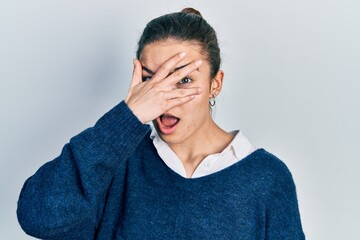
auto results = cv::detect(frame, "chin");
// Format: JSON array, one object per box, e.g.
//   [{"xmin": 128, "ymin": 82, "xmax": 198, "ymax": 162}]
[
  {"xmin": 159, "ymin": 134, "xmax": 183, "ymax": 144},
  {"xmin": 153, "ymin": 123, "xmax": 186, "ymax": 145}
]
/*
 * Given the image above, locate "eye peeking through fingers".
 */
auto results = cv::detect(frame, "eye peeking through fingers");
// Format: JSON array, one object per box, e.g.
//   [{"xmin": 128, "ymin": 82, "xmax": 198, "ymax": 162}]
[
  {"xmin": 142, "ymin": 76, "xmax": 152, "ymax": 82},
  {"xmin": 177, "ymin": 77, "xmax": 192, "ymax": 85}
]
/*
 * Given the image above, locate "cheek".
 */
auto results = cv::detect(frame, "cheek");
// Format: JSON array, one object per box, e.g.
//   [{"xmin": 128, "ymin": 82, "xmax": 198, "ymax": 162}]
[
  {"xmin": 182, "ymin": 94, "xmax": 210, "ymax": 120},
  {"xmin": 177, "ymin": 93, "xmax": 210, "ymax": 121},
  {"xmin": 192, "ymin": 92, "xmax": 210, "ymax": 109}
]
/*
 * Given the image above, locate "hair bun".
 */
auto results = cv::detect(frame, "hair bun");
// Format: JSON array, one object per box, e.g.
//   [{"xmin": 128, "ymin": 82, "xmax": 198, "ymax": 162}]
[{"xmin": 181, "ymin": 7, "xmax": 202, "ymax": 17}]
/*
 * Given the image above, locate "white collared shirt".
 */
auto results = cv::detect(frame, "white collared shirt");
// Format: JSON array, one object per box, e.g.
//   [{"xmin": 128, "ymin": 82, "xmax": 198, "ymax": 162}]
[{"xmin": 150, "ymin": 126, "xmax": 257, "ymax": 178}]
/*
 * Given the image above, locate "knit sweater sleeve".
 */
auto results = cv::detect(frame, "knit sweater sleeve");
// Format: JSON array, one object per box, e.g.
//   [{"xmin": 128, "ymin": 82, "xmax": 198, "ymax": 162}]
[
  {"xmin": 265, "ymin": 156, "xmax": 306, "ymax": 240},
  {"xmin": 17, "ymin": 101, "xmax": 149, "ymax": 239}
]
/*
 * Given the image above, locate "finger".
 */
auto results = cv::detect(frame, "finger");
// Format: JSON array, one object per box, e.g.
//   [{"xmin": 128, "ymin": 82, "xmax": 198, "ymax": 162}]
[
  {"xmin": 151, "ymin": 52, "xmax": 187, "ymax": 82},
  {"xmin": 165, "ymin": 95, "xmax": 196, "ymax": 109},
  {"xmin": 129, "ymin": 58, "xmax": 143, "ymax": 89},
  {"xmin": 165, "ymin": 59, "xmax": 202, "ymax": 85},
  {"xmin": 163, "ymin": 87, "xmax": 203, "ymax": 99}
]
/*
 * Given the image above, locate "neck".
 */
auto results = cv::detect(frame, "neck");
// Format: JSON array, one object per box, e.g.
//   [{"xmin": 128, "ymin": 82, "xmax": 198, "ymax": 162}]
[{"xmin": 168, "ymin": 118, "xmax": 234, "ymax": 177}]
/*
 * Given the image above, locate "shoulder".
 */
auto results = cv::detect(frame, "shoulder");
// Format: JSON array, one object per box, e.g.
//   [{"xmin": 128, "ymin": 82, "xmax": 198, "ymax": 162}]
[
  {"xmin": 251, "ymin": 149, "xmax": 291, "ymax": 172},
  {"xmin": 244, "ymin": 149, "xmax": 296, "ymax": 190},
  {"xmin": 245, "ymin": 149, "xmax": 291, "ymax": 173}
]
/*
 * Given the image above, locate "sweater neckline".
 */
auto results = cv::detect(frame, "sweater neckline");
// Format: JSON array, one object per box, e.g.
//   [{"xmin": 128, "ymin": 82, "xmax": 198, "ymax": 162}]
[
  {"xmin": 150, "ymin": 127, "xmax": 257, "ymax": 179},
  {"xmin": 153, "ymin": 147, "xmax": 266, "ymax": 186}
]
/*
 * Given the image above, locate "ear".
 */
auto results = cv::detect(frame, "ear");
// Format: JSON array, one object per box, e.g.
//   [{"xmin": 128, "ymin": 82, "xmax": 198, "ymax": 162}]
[{"xmin": 209, "ymin": 70, "xmax": 224, "ymax": 97}]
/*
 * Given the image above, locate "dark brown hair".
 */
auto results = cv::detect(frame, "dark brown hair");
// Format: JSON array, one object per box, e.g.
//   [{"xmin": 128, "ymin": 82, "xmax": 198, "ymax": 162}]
[{"xmin": 136, "ymin": 8, "xmax": 220, "ymax": 78}]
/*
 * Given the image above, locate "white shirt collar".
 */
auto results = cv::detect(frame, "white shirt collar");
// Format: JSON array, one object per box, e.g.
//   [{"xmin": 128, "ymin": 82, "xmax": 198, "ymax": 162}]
[{"xmin": 150, "ymin": 125, "xmax": 255, "ymax": 161}]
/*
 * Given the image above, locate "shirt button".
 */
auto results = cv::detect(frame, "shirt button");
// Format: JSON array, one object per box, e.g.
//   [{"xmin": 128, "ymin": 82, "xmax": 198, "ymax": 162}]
[{"xmin": 205, "ymin": 162, "xmax": 210, "ymax": 167}]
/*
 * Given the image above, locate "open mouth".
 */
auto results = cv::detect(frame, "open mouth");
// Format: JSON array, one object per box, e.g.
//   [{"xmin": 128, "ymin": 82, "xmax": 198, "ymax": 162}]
[{"xmin": 156, "ymin": 114, "xmax": 180, "ymax": 135}]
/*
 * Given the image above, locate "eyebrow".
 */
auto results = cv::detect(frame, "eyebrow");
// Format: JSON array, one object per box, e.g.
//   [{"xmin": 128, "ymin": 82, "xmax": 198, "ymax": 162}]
[{"xmin": 142, "ymin": 62, "xmax": 195, "ymax": 75}]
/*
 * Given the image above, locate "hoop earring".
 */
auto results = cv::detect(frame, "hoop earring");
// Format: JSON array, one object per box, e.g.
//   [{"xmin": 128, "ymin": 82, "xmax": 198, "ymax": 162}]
[{"xmin": 209, "ymin": 97, "xmax": 215, "ymax": 107}]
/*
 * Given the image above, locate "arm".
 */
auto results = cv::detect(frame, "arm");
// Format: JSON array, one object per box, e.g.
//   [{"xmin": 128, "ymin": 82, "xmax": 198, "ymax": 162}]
[
  {"xmin": 17, "ymin": 53, "xmax": 203, "ymax": 239},
  {"xmin": 265, "ymin": 160, "xmax": 306, "ymax": 240},
  {"xmin": 17, "ymin": 101, "xmax": 149, "ymax": 239}
]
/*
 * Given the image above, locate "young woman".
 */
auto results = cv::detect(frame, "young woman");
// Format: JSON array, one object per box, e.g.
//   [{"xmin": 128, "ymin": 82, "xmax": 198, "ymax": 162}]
[{"xmin": 17, "ymin": 8, "xmax": 305, "ymax": 239}]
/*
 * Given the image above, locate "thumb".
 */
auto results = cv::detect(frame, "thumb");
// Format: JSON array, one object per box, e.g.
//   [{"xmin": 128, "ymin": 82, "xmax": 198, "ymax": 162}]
[{"xmin": 130, "ymin": 58, "xmax": 142, "ymax": 89}]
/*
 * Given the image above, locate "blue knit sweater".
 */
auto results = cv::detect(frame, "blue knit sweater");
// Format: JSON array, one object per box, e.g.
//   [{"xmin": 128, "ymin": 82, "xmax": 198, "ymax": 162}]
[{"xmin": 17, "ymin": 101, "xmax": 305, "ymax": 239}]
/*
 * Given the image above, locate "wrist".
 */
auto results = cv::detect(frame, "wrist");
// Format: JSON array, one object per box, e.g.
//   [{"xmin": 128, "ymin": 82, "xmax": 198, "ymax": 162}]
[{"xmin": 124, "ymin": 101, "xmax": 147, "ymax": 124}]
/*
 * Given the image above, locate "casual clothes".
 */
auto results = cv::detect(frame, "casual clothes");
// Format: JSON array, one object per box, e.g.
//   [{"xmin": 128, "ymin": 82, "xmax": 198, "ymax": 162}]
[{"xmin": 17, "ymin": 101, "xmax": 305, "ymax": 239}]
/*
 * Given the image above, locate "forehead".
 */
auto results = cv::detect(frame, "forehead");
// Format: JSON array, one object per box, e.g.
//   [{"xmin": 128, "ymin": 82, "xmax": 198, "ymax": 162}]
[{"xmin": 139, "ymin": 39, "xmax": 205, "ymax": 72}]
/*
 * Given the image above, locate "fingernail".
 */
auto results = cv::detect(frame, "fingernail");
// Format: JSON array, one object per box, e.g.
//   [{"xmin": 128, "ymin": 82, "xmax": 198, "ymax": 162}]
[
  {"xmin": 194, "ymin": 60, "xmax": 202, "ymax": 67},
  {"xmin": 179, "ymin": 52, "xmax": 186, "ymax": 58}
]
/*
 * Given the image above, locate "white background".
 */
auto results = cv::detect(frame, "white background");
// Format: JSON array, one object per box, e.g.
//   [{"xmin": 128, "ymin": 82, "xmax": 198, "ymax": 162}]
[{"xmin": 1, "ymin": 0, "xmax": 359, "ymax": 239}]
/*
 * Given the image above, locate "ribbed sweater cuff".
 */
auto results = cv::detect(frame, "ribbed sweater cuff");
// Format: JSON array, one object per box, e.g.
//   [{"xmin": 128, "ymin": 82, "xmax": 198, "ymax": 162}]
[{"xmin": 93, "ymin": 100, "xmax": 150, "ymax": 155}]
